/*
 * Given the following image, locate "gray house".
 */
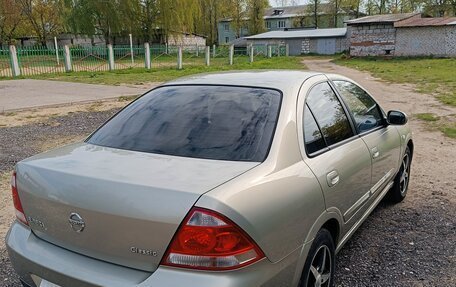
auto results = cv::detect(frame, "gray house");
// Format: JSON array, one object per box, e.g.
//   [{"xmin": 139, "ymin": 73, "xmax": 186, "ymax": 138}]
[
  {"xmin": 218, "ymin": 4, "xmax": 358, "ymax": 44},
  {"xmin": 245, "ymin": 28, "xmax": 348, "ymax": 55}
]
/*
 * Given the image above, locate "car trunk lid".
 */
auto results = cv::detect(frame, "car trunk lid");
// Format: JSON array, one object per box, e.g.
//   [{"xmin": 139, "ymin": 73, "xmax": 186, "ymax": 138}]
[{"xmin": 16, "ymin": 143, "xmax": 258, "ymax": 272}]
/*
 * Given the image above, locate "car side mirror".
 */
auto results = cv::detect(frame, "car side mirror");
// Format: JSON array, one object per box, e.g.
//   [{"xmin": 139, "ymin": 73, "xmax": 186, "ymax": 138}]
[{"xmin": 387, "ymin": 110, "xmax": 408, "ymax": 125}]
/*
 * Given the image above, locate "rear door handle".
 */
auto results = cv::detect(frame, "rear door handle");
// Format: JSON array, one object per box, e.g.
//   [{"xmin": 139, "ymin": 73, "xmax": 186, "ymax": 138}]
[
  {"xmin": 371, "ymin": 147, "xmax": 380, "ymax": 159},
  {"xmin": 326, "ymin": 170, "xmax": 339, "ymax": 187}
]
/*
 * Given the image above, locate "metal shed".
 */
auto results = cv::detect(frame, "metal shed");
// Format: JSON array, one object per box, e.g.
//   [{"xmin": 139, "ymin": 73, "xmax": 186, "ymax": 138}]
[{"xmin": 245, "ymin": 28, "xmax": 348, "ymax": 55}]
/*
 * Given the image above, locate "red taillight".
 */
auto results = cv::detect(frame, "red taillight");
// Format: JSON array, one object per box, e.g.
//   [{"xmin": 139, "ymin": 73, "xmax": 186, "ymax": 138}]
[
  {"xmin": 161, "ymin": 207, "xmax": 264, "ymax": 270},
  {"xmin": 11, "ymin": 172, "xmax": 28, "ymax": 225}
]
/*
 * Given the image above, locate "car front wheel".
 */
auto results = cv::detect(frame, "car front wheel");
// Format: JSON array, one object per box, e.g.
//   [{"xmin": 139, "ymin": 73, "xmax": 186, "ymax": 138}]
[{"xmin": 300, "ymin": 228, "xmax": 335, "ymax": 287}]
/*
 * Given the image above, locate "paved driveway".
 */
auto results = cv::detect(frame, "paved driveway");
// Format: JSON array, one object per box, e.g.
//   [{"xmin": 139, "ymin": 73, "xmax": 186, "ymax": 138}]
[{"xmin": 0, "ymin": 80, "xmax": 152, "ymax": 112}]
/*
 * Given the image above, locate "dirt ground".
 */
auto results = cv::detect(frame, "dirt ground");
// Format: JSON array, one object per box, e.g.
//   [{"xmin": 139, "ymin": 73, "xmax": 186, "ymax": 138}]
[{"xmin": 0, "ymin": 61, "xmax": 455, "ymax": 286}]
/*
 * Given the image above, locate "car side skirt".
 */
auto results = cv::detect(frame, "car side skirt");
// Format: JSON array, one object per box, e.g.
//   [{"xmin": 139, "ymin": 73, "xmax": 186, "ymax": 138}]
[{"xmin": 336, "ymin": 180, "xmax": 394, "ymax": 253}]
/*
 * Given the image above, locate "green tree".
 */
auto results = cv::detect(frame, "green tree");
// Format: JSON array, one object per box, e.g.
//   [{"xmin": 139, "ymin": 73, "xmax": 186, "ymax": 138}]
[
  {"xmin": 18, "ymin": 0, "xmax": 65, "ymax": 46},
  {"xmin": 138, "ymin": 0, "xmax": 159, "ymax": 43},
  {"xmin": 228, "ymin": 0, "xmax": 247, "ymax": 38},
  {"xmin": 158, "ymin": 0, "xmax": 201, "ymax": 43},
  {"xmin": 195, "ymin": 0, "xmax": 232, "ymax": 45},
  {"xmin": 0, "ymin": 0, "xmax": 26, "ymax": 45},
  {"xmin": 247, "ymin": 0, "xmax": 269, "ymax": 34},
  {"xmin": 67, "ymin": 0, "xmax": 128, "ymax": 44},
  {"xmin": 329, "ymin": 0, "xmax": 343, "ymax": 27},
  {"xmin": 423, "ymin": 0, "xmax": 451, "ymax": 16},
  {"xmin": 307, "ymin": 0, "xmax": 321, "ymax": 27}
]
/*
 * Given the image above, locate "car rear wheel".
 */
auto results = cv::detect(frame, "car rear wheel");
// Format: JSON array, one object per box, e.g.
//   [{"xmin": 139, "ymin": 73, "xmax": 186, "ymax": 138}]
[
  {"xmin": 387, "ymin": 146, "xmax": 412, "ymax": 203},
  {"xmin": 300, "ymin": 229, "xmax": 335, "ymax": 287}
]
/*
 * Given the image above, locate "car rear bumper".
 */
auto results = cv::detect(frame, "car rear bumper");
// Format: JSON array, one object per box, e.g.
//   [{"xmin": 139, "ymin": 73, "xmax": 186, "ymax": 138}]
[{"xmin": 6, "ymin": 222, "xmax": 304, "ymax": 287}]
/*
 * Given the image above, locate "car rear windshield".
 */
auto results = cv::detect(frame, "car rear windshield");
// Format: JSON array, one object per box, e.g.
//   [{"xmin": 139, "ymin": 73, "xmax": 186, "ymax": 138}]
[{"xmin": 87, "ymin": 85, "xmax": 281, "ymax": 162}]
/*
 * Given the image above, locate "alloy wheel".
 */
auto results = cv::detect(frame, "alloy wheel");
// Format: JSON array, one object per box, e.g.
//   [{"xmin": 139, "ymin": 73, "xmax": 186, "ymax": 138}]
[
  {"xmin": 305, "ymin": 245, "xmax": 332, "ymax": 287},
  {"xmin": 400, "ymin": 153, "xmax": 410, "ymax": 195}
]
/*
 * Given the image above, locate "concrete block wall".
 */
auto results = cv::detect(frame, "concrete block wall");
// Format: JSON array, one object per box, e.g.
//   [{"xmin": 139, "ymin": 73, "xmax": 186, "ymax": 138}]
[
  {"xmin": 445, "ymin": 26, "xmax": 456, "ymax": 56},
  {"xmin": 301, "ymin": 38, "xmax": 310, "ymax": 54},
  {"xmin": 395, "ymin": 26, "xmax": 456, "ymax": 57},
  {"xmin": 348, "ymin": 24, "xmax": 396, "ymax": 56},
  {"xmin": 168, "ymin": 34, "xmax": 206, "ymax": 47}
]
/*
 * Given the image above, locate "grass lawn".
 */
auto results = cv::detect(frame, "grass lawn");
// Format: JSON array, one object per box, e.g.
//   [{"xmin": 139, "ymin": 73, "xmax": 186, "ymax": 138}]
[
  {"xmin": 11, "ymin": 56, "xmax": 306, "ymax": 86},
  {"xmin": 414, "ymin": 113, "xmax": 456, "ymax": 139},
  {"xmin": 334, "ymin": 57, "xmax": 456, "ymax": 107},
  {"xmin": 335, "ymin": 57, "xmax": 456, "ymax": 138}
]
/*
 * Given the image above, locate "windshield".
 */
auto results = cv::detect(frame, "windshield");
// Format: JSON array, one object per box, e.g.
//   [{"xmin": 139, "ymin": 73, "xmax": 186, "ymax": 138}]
[{"xmin": 87, "ymin": 85, "xmax": 281, "ymax": 162}]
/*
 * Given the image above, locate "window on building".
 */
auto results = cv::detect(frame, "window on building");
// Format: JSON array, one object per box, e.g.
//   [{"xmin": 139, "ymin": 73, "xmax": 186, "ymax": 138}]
[
  {"xmin": 273, "ymin": 9, "xmax": 284, "ymax": 15},
  {"xmin": 266, "ymin": 21, "xmax": 272, "ymax": 29},
  {"xmin": 278, "ymin": 20, "xmax": 286, "ymax": 28},
  {"xmin": 225, "ymin": 37, "xmax": 230, "ymax": 43},
  {"xmin": 224, "ymin": 23, "xmax": 230, "ymax": 31}
]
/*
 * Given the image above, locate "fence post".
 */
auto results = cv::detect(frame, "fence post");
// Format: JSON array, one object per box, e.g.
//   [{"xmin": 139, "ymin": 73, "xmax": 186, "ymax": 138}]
[
  {"xmin": 63, "ymin": 45, "xmax": 72, "ymax": 72},
  {"xmin": 205, "ymin": 46, "xmax": 210, "ymax": 66},
  {"xmin": 286, "ymin": 44, "xmax": 290, "ymax": 57},
  {"xmin": 177, "ymin": 46, "xmax": 183, "ymax": 70},
  {"xmin": 196, "ymin": 44, "xmax": 199, "ymax": 57},
  {"xmin": 229, "ymin": 45, "xmax": 234, "ymax": 65},
  {"xmin": 129, "ymin": 33, "xmax": 134, "ymax": 65},
  {"xmin": 144, "ymin": 42, "xmax": 151, "ymax": 69},
  {"xmin": 249, "ymin": 45, "xmax": 254, "ymax": 63},
  {"xmin": 107, "ymin": 44, "xmax": 115, "ymax": 71},
  {"xmin": 213, "ymin": 44, "xmax": 216, "ymax": 58},
  {"xmin": 54, "ymin": 37, "xmax": 60, "ymax": 65},
  {"xmin": 9, "ymin": 45, "xmax": 20, "ymax": 77},
  {"xmin": 268, "ymin": 45, "xmax": 272, "ymax": 58}
]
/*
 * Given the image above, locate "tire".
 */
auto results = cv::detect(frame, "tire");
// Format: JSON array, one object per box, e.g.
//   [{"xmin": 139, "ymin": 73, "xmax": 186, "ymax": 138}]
[
  {"xmin": 299, "ymin": 229, "xmax": 335, "ymax": 287},
  {"xmin": 387, "ymin": 146, "xmax": 412, "ymax": 203}
]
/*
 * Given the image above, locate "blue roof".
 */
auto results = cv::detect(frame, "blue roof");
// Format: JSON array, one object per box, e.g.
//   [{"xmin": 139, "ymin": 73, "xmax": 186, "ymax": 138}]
[{"xmin": 245, "ymin": 28, "xmax": 347, "ymax": 39}]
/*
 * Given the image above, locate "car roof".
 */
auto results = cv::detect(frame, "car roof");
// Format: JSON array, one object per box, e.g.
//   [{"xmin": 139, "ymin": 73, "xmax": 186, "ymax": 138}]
[{"xmin": 163, "ymin": 70, "xmax": 323, "ymax": 92}]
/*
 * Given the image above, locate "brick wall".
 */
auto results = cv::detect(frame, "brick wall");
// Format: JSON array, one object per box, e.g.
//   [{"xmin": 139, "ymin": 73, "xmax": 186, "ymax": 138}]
[
  {"xmin": 348, "ymin": 24, "xmax": 396, "ymax": 56},
  {"xmin": 395, "ymin": 26, "xmax": 456, "ymax": 57}
]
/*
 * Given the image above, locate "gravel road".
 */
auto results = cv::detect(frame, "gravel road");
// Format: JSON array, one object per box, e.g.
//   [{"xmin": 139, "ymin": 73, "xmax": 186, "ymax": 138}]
[
  {"xmin": 0, "ymin": 109, "xmax": 120, "ymax": 287},
  {"xmin": 0, "ymin": 64, "xmax": 455, "ymax": 286}
]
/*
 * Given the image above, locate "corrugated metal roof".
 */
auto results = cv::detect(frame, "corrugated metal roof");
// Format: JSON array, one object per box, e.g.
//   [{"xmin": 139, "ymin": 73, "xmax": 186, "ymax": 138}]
[
  {"xmin": 345, "ymin": 13, "xmax": 419, "ymax": 25},
  {"xmin": 245, "ymin": 28, "xmax": 347, "ymax": 39},
  {"xmin": 395, "ymin": 17, "xmax": 456, "ymax": 27}
]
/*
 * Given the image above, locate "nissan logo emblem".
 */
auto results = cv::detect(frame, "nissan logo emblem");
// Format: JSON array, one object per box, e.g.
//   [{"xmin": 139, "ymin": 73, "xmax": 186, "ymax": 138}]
[{"xmin": 68, "ymin": 213, "xmax": 85, "ymax": 233}]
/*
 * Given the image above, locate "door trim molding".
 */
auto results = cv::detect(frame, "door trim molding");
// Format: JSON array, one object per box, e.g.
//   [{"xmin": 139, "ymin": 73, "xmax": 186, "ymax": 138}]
[{"xmin": 336, "ymin": 180, "xmax": 394, "ymax": 253}]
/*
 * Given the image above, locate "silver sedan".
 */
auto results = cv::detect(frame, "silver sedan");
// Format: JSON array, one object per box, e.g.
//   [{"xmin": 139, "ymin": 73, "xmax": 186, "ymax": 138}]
[{"xmin": 6, "ymin": 71, "xmax": 413, "ymax": 287}]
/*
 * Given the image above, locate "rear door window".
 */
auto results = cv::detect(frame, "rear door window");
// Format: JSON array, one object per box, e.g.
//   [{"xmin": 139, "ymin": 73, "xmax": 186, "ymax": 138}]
[
  {"xmin": 87, "ymin": 85, "xmax": 281, "ymax": 162},
  {"xmin": 306, "ymin": 82, "xmax": 354, "ymax": 146}
]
